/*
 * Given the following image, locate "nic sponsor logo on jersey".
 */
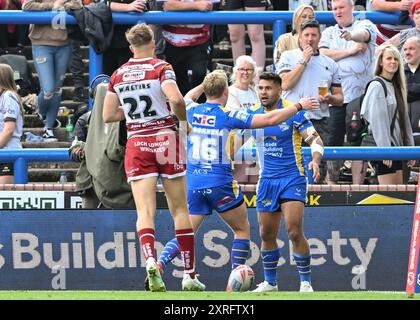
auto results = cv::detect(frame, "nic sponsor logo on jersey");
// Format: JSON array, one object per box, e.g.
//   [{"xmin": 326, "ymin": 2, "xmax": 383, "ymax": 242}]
[
  {"xmin": 122, "ymin": 71, "xmax": 145, "ymax": 82},
  {"xmin": 192, "ymin": 114, "xmax": 216, "ymax": 127}
]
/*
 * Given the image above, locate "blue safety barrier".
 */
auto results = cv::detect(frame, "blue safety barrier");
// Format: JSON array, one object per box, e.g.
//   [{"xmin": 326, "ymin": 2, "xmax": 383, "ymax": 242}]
[
  {"xmin": 0, "ymin": 10, "xmax": 401, "ymax": 83},
  {"xmin": 2, "ymin": 147, "xmax": 420, "ymax": 184},
  {"xmin": 0, "ymin": 10, "xmax": 412, "ymax": 183}
]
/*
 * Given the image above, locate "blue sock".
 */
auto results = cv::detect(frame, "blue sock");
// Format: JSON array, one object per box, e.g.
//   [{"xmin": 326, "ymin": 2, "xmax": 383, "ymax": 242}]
[
  {"xmin": 293, "ymin": 252, "xmax": 312, "ymax": 284},
  {"xmin": 231, "ymin": 238, "xmax": 250, "ymax": 270},
  {"xmin": 158, "ymin": 238, "xmax": 180, "ymax": 270},
  {"xmin": 261, "ymin": 248, "xmax": 280, "ymax": 286}
]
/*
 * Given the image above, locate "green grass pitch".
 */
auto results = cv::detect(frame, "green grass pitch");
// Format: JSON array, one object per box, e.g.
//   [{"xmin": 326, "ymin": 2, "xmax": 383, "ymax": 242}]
[{"xmin": 0, "ymin": 291, "xmax": 418, "ymax": 300}]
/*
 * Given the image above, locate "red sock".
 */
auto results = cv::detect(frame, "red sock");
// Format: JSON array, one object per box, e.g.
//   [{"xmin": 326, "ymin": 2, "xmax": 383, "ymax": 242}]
[
  {"xmin": 138, "ymin": 228, "xmax": 155, "ymax": 261},
  {"xmin": 176, "ymin": 229, "xmax": 196, "ymax": 278}
]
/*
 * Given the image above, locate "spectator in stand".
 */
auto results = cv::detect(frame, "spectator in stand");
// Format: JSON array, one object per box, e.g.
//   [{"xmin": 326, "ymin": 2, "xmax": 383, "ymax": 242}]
[
  {"xmin": 361, "ymin": 44, "xmax": 415, "ymax": 184},
  {"xmin": 225, "ymin": 55, "xmax": 259, "ymax": 183},
  {"xmin": 271, "ymin": 1, "xmax": 288, "ymax": 10},
  {"xmin": 162, "ymin": 0, "xmax": 213, "ymax": 97},
  {"xmin": 278, "ymin": 19, "xmax": 343, "ymax": 184},
  {"xmin": 104, "ymin": 0, "xmax": 147, "ymax": 76},
  {"xmin": 23, "ymin": 0, "xmax": 72, "ymax": 142},
  {"xmin": 273, "ymin": 4, "xmax": 315, "ymax": 71},
  {"xmin": 0, "ymin": 0, "xmax": 28, "ymax": 56},
  {"xmin": 226, "ymin": 55, "xmax": 259, "ymax": 111},
  {"xmin": 70, "ymin": 74, "xmax": 135, "ymax": 209},
  {"xmin": 70, "ymin": 40, "xmax": 87, "ymax": 103},
  {"xmin": 319, "ymin": 0, "xmax": 377, "ymax": 185},
  {"xmin": 403, "ymin": 36, "xmax": 420, "ymax": 145},
  {"xmin": 289, "ymin": 0, "xmax": 328, "ymax": 11},
  {"xmin": 382, "ymin": 1, "xmax": 420, "ymax": 53},
  {"xmin": 0, "ymin": 64, "xmax": 23, "ymax": 184},
  {"xmin": 226, "ymin": 0, "xmax": 267, "ymax": 74},
  {"xmin": 149, "ymin": 0, "xmax": 166, "ymax": 60},
  {"xmin": 367, "ymin": 0, "xmax": 413, "ymax": 45}
]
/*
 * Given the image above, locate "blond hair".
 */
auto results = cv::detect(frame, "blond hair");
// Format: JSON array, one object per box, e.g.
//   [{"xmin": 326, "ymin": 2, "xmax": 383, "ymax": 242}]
[
  {"xmin": 293, "ymin": 4, "xmax": 315, "ymax": 33},
  {"xmin": 203, "ymin": 70, "xmax": 228, "ymax": 98},
  {"xmin": 0, "ymin": 64, "xmax": 23, "ymax": 115},
  {"xmin": 375, "ymin": 44, "xmax": 409, "ymax": 144},
  {"xmin": 125, "ymin": 23, "xmax": 154, "ymax": 47}
]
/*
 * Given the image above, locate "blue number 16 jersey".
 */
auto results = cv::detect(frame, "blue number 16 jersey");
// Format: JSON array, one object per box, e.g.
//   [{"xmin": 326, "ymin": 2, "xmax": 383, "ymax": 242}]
[{"xmin": 186, "ymin": 100, "xmax": 254, "ymax": 190}]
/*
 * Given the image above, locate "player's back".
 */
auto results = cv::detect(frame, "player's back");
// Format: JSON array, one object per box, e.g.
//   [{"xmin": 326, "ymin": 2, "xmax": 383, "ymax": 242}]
[
  {"xmin": 108, "ymin": 57, "xmax": 178, "ymax": 138},
  {"xmin": 186, "ymin": 102, "xmax": 253, "ymax": 190}
]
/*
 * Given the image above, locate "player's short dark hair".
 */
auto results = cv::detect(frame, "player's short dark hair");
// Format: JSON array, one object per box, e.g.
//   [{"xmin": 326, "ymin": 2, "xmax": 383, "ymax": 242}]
[
  {"xmin": 300, "ymin": 19, "xmax": 321, "ymax": 34},
  {"xmin": 259, "ymin": 72, "xmax": 282, "ymax": 86}
]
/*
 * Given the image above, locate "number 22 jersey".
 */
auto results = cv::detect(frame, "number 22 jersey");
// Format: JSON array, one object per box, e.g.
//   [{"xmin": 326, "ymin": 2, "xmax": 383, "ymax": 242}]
[{"xmin": 108, "ymin": 57, "xmax": 178, "ymax": 138}]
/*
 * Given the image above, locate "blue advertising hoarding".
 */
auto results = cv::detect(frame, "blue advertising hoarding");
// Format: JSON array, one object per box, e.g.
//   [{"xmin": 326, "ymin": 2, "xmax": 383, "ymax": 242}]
[{"xmin": 0, "ymin": 205, "xmax": 416, "ymax": 291}]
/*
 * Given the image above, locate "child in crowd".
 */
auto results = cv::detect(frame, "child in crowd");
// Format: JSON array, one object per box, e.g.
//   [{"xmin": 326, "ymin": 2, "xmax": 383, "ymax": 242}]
[{"xmin": 0, "ymin": 63, "xmax": 23, "ymax": 184}]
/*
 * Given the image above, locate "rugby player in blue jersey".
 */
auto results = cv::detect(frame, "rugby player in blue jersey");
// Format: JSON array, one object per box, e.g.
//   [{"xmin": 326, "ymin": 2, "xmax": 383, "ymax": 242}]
[
  {"xmin": 146, "ymin": 70, "xmax": 319, "ymax": 291},
  {"xmin": 233, "ymin": 72, "xmax": 324, "ymax": 293}
]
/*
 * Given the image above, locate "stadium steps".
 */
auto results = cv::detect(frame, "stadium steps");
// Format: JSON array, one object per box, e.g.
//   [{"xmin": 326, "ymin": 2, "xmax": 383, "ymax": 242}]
[{"xmin": 28, "ymin": 168, "xmax": 77, "ymax": 183}]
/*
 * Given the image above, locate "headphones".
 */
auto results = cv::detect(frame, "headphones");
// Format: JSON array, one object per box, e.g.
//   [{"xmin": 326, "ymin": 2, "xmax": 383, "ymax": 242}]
[{"xmin": 89, "ymin": 74, "xmax": 110, "ymax": 99}]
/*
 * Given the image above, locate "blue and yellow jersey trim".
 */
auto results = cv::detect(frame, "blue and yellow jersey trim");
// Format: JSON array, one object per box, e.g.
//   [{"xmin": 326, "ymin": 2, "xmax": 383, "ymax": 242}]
[
  {"xmin": 282, "ymin": 99, "xmax": 295, "ymax": 108},
  {"xmin": 219, "ymin": 105, "xmax": 229, "ymax": 113},
  {"xmin": 250, "ymin": 103, "xmax": 261, "ymax": 112},
  {"xmin": 232, "ymin": 180, "xmax": 239, "ymax": 198},
  {"xmin": 293, "ymin": 128, "xmax": 305, "ymax": 176}
]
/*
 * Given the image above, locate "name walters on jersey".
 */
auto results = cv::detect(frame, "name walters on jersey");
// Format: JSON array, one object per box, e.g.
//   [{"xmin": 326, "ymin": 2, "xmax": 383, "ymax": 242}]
[{"xmin": 108, "ymin": 58, "xmax": 178, "ymax": 138}]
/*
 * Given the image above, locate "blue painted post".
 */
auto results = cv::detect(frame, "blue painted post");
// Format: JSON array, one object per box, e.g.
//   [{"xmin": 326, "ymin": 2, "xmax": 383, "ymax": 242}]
[
  {"xmin": 272, "ymin": 19, "xmax": 286, "ymax": 72},
  {"xmin": 89, "ymin": 46, "xmax": 103, "ymax": 110},
  {"xmin": 14, "ymin": 157, "xmax": 28, "ymax": 184}
]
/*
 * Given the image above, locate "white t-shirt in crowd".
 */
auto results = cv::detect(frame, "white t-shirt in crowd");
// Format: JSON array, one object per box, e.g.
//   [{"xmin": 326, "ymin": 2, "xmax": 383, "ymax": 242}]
[
  {"xmin": 278, "ymin": 48, "xmax": 342, "ymax": 120},
  {"xmin": 289, "ymin": 0, "xmax": 328, "ymax": 10},
  {"xmin": 319, "ymin": 19, "xmax": 378, "ymax": 103},
  {"xmin": 0, "ymin": 90, "xmax": 23, "ymax": 149},
  {"xmin": 226, "ymin": 85, "xmax": 259, "ymax": 111}
]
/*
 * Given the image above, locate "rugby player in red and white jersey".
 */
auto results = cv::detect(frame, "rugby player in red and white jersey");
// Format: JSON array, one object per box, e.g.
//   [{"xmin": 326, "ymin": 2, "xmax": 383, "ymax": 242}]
[
  {"xmin": 103, "ymin": 23, "xmax": 205, "ymax": 292},
  {"xmin": 368, "ymin": 0, "xmax": 413, "ymax": 44}
]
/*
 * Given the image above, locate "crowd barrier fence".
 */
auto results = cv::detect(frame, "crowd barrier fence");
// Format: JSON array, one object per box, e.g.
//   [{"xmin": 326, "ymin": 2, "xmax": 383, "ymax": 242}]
[{"xmin": 0, "ymin": 10, "xmax": 412, "ymax": 184}]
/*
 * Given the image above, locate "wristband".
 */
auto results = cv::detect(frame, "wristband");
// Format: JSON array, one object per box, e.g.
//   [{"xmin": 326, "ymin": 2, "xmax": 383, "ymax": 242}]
[{"xmin": 295, "ymin": 103, "xmax": 303, "ymax": 112}]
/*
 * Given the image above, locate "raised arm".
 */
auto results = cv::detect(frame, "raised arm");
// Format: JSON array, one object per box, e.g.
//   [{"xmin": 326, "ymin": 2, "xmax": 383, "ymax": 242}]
[
  {"xmin": 279, "ymin": 46, "xmax": 312, "ymax": 91},
  {"xmin": 320, "ymin": 47, "xmax": 361, "ymax": 61},
  {"xmin": 250, "ymin": 97, "xmax": 319, "ymax": 129},
  {"xmin": 185, "ymin": 83, "xmax": 204, "ymax": 102}
]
